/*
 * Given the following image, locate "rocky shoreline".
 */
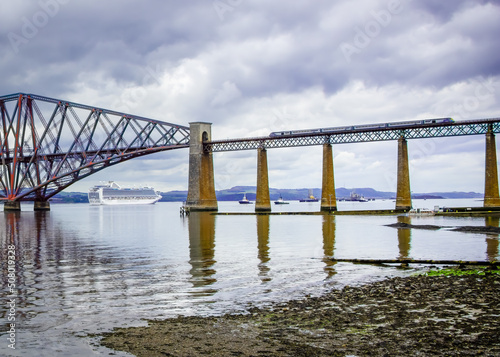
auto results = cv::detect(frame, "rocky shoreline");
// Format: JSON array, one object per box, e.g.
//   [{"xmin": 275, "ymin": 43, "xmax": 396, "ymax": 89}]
[{"xmin": 100, "ymin": 271, "xmax": 500, "ymax": 356}]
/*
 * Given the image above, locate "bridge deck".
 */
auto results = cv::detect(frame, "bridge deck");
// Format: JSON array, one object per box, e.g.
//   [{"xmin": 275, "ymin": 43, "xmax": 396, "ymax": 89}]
[{"xmin": 205, "ymin": 118, "xmax": 500, "ymax": 152}]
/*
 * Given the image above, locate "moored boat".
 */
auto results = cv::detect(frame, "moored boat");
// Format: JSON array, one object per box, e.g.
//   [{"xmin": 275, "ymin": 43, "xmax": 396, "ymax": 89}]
[
  {"xmin": 408, "ymin": 208, "xmax": 435, "ymax": 216},
  {"xmin": 338, "ymin": 191, "xmax": 369, "ymax": 202},
  {"xmin": 274, "ymin": 195, "xmax": 289, "ymax": 204},
  {"xmin": 299, "ymin": 189, "xmax": 319, "ymax": 202},
  {"xmin": 239, "ymin": 193, "xmax": 252, "ymax": 204}
]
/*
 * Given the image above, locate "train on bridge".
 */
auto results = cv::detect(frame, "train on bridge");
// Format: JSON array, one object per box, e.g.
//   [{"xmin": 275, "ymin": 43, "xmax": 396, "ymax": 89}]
[{"xmin": 269, "ymin": 117, "xmax": 454, "ymax": 137}]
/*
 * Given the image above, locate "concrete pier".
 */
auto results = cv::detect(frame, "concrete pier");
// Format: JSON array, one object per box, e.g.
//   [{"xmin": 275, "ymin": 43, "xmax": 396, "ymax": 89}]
[
  {"xmin": 3, "ymin": 201, "xmax": 21, "ymax": 211},
  {"xmin": 484, "ymin": 131, "xmax": 500, "ymax": 208},
  {"xmin": 34, "ymin": 201, "xmax": 50, "ymax": 211},
  {"xmin": 255, "ymin": 148, "xmax": 271, "ymax": 212},
  {"xmin": 321, "ymin": 143, "xmax": 337, "ymax": 211},
  {"xmin": 395, "ymin": 137, "xmax": 412, "ymax": 210},
  {"xmin": 186, "ymin": 122, "xmax": 218, "ymax": 211}
]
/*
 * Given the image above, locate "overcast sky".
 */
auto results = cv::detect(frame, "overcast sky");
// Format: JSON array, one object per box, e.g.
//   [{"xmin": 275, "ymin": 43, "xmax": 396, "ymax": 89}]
[{"xmin": 1, "ymin": 0, "xmax": 499, "ymax": 194}]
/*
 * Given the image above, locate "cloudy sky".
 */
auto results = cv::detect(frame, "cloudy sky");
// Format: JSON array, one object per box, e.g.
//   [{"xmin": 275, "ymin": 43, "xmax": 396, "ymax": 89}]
[{"xmin": 1, "ymin": 0, "xmax": 499, "ymax": 194}]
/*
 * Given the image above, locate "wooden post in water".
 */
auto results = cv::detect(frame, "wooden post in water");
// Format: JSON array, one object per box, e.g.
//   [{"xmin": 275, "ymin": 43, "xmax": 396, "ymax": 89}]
[
  {"xmin": 484, "ymin": 130, "xmax": 500, "ymax": 208},
  {"xmin": 396, "ymin": 136, "xmax": 412, "ymax": 210},
  {"xmin": 321, "ymin": 143, "xmax": 337, "ymax": 211},
  {"xmin": 186, "ymin": 122, "xmax": 218, "ymax": 211},
  {"xmin": 255, "ymin": 147, "xmax": 271, "ymax": 212}
]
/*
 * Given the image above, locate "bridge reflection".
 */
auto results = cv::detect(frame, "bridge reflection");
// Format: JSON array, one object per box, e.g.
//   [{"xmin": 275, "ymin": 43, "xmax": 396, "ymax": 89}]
[
  {"xmin": 187, "ymin": 212, "xmax": 217, "ymax": 295},
  {"xmin": 485, "ymin": 217, "xmax": 500, "ymax": 259},
  {"xmin": 2, "ymin": 211, "xmax": 499, "ymax": 303},
  {"xmin": 256, "ymin": 215, "xmax": 271, "ymax": 283},
  {"xmin": 184, "ymin": 212, "xmax": 500, "ymax": 294},
  {"xmin": 397, "ymin": 215, "xmax": 412, "ymax": 260},
  {"xmin": 322, "ymin": 215, "xmax": 337, "ymax": 279}
]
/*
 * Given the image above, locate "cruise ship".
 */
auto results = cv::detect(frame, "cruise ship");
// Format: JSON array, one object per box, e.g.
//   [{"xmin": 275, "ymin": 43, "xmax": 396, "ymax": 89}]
[{"xmin": 88, "ymin": 181, "xmax": 162, "ymax": 205}]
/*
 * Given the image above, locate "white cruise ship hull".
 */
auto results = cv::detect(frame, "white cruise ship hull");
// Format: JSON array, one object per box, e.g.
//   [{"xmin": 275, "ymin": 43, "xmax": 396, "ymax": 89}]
[
  {"xmin": 91, "ymin": 197, "xmax": 161, "ymax": 205},
  {"xmin": 88, "ymin": 181, "xmax": 162, "ymax": 206}
]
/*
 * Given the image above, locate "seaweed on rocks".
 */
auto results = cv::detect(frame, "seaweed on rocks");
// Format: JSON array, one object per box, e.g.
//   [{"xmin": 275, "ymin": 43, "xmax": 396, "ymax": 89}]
[{"xmin": 100, "ymin": 274, "xmax": 500, "ymax": 357}]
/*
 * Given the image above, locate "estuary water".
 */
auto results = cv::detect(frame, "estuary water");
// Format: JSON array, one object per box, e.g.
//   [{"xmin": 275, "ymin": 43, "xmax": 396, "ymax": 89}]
[{"xmin": 1, "ymin": 199, "xmax": 499, "ymax": 356}]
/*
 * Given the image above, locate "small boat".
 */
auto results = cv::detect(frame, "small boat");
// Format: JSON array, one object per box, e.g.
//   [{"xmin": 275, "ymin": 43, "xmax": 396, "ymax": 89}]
[
  {"xmin": 274, "ymin": 195, "xmax": 289, "ymax": 205},
  {"xmin": 239, "ymin": 193, "xmax": 252, "ymax": 204},
  {"xmin": 300, "ymin": 189, "xmax": 319, "ymax": 202},
  {"xmin": 341, "ymin": 191, "xmax": 368, "ymax": 202},
  {"xmin": 408, "ymin": 208, "xmax": 435, "ymax": 216},
  {"xmin": 350, "ymin": 192, "xmax": 368, "ymax": 202}
]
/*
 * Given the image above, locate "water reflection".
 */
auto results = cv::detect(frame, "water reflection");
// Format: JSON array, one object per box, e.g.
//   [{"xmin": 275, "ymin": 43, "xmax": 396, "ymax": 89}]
[
  {"xmin": 1, "ymin": 202, "xmax": 498, "ymax": 356},
  {"xmin": 188, "ymin": 212, "xmax": 217, "ymax": 295},
  {"xmin": 2, "ymin": 212, "xmax": 57, "ymax": 330},
  {"xmin": 485, "ymin": 216, "xmax": 500, "ymax": 261},
  {"xmin": 1, "ymin": 212, "xmax": 23, "ymax": 323},
  {"xmin": 397, "ymin": 215, "xmax": 412, "ymax": 259},
  {"xmin": 256, "ymin": 215, "xmax": 271, "ymax": 283},
  {"xmin": 322, "ymin": 214, "xmax": 337, "ymax": 278}
]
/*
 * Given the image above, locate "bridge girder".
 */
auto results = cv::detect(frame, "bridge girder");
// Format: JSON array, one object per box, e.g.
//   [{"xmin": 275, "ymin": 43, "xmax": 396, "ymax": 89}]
[
  {"xmin": 205, "ymin": 118, "xmax": 500, "ymax": 152},
  {"xmin": 0, "ymin": 93, "xmax": 189, "ymax": 201}
]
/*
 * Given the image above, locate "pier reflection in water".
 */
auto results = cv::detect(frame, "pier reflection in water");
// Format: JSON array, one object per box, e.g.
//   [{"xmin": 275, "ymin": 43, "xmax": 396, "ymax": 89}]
[
  {"xmin": 188, "ymin": 212, "xmax": 217, "ymax": 294},
  {"xmin": 257, "ymin": 215, "xmax": 271, "ymax": 283},
  {"xmin": 485, "ymin": 216, "xmax": 500, "ymax": 260},
  {"xmin": 322, "ymin": 214, "xmax": 337, "ymax": 279},
  {"xmin": 397, "ymin": 215, "xmax": 412, "ymax": 260},
  {"xmin": 0, "ymin": 201, "xmax": 499, "ymax": 356}
]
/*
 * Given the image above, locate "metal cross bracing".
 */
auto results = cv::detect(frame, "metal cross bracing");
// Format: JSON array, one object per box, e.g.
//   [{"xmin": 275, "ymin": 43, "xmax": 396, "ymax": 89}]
[
  {"xmin": 205, "ymin": 118, "xmax": 500, "ymax": 152},
  {"xmin": 0, "ymin": 93, "xmax": 189, "ymax": 201}
]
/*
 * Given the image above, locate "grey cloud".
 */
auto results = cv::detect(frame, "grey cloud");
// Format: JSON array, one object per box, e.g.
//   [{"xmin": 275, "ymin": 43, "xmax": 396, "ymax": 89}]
[{"xmin": 1, "ymin": 0, "xmax": 499, "ymax": 192}]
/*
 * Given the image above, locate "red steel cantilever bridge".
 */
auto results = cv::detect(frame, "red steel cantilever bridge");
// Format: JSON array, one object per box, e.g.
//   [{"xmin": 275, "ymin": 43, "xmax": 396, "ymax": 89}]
[
  {"xmin": 0, "ymin": 93, "xmax": 189, "ymax": 208},
  {"xmin": 2, "ymin": 92, "xmax": 500, "ymax": 211}
]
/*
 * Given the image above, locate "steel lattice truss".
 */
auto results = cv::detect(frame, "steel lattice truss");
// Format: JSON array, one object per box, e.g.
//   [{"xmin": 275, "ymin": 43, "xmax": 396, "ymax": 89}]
[
  {"xmin": 206, "ymin": 118, "xmax": 500, "ymax": 152},
  {"xmin": 0, "ymin": 93, "xmax": 189, "ymax": 201}
]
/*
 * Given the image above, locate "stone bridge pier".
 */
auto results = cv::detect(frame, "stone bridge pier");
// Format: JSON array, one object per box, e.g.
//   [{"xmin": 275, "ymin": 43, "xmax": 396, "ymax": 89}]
[
  {"xmin": 484, "ymin": 130, "xmax": 500, "ymax": 208},
  {"xmin": 185, "ymin": 122, "xmax": 218, "ymax": 211},
  {"xmin": 181, "ymin": 123, "xmax": 500, "ymax": 214},
  {"xmin": 396, "ymin": 137, "xmax": 412, "ymax": 211},
  {"xmin": 3, "ymin": 200, "xmax": 51, "ymax": 211}
]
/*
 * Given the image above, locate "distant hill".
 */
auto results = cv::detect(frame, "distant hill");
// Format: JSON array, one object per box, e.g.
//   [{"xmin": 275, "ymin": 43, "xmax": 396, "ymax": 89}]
[
  {"xmin": 158, "ymin": 186, "xmax": 483, "ymax": 202},
  {"xmin": 425, "ymin": 191, "xmax": 483, "ymax": 199},
  {"xmin": 50, "ymin": 191, "xmax": 89, "ymax": 203},
  {"xmin": 49, "ymin": 186, "xmax": 483, "ymax": 203}
]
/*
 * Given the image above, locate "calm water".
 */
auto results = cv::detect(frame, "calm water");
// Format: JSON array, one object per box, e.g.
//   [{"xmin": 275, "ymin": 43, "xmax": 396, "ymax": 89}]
[{"xmin": 1, "ymin": 199, "xmax": 499, "ymax": 356}]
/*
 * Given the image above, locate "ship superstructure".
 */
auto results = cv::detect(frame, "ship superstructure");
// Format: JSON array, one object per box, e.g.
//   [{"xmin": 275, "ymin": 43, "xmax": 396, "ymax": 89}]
[{"xmin": 88, "ymin": 181, "xmax": 162, "ymax": 205}]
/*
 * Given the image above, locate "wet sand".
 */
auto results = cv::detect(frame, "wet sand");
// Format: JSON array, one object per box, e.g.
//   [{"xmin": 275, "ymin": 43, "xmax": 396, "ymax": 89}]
[{"xmin": 100, "ymin": 271, "xmax": 500, "ymax": 356}]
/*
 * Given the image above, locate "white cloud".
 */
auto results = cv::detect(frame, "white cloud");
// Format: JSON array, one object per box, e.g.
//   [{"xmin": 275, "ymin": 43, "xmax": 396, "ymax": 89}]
[{"xmin": 211, "ymin": 81, "xmax": 242, "ymax": 106}]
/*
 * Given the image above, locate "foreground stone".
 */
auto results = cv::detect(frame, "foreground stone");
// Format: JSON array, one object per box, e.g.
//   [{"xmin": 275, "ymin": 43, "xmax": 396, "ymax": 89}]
[{"xmin": 101, "ymin": 273, "xmax": 500, "ymax": 356}]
